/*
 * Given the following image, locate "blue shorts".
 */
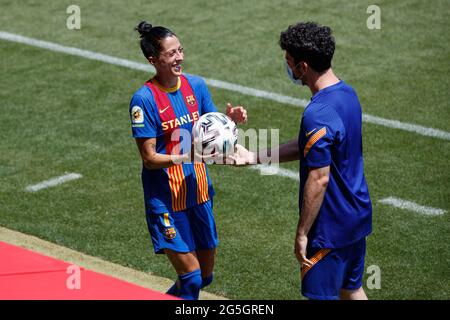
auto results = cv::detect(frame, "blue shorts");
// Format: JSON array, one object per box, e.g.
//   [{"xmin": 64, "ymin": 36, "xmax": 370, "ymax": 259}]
[
  {"xmin": 146, "ymin": 199, "xmax": 218, "ymax": 254},
  {"xmin": 301, "ymin": 237, "xmax": 366, "ymax": 300}
]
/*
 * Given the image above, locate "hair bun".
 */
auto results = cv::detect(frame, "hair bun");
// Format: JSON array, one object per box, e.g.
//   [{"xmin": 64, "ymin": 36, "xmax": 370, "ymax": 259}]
[
  {"xmin": 321, "ymin": 26, "xmax": 332, "ymax": 35},
  {"xmin": 136, "ymin": 21, "xmax": 153, "ymax": 36}
]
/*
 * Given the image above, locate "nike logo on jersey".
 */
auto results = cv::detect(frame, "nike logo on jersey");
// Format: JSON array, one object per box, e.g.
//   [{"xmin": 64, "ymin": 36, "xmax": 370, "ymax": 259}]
[
  {"xmin": 159, "ymin": 106, "xmax": 170, "ymax": 114},
  {"xmin": 306, "ymin": 128, "xmax": 317, "ymax": 137}
]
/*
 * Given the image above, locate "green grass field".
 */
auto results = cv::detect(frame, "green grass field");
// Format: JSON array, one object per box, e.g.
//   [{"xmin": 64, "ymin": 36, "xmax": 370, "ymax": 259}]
[{"xmin": 1, "ymin": 0, "xmax": 449, "ymax": 299}]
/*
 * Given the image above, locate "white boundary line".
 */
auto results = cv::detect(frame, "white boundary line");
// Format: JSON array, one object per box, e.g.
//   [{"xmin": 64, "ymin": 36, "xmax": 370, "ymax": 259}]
[
  {"xmin": 378, "ymin": 197, "xmax": 446, "ymax": 216},
  {"xmin": 362, "ymin": 114, "xmax": 450, "ymax": 141},
  {"xmin": 25, "ymin": 173, "xmax": 82, "ymax": 192},
  {"xmin": 250, "ymin": 164, "xmax": 300, "ymax": 181},
  {"xmin": 249, "ymin": 167, "xmax": 447, "ymax": 216},
  {"xmin": 0, "ymin": 31, "xmax": 155, "ymax": 73},
  {"xmin": 1, "ymin": 31, "xmax": 449, "ymax": 141}
]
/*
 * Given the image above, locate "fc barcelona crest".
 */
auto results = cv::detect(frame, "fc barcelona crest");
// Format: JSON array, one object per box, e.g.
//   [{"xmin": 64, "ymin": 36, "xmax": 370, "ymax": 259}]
[
  {"xmin": 186, "ymin": 95, "xmax": 196, "ymax": 106},
  {"xmin": 163, "ymin": 227, "xmax": 177, "ymax": 240}
]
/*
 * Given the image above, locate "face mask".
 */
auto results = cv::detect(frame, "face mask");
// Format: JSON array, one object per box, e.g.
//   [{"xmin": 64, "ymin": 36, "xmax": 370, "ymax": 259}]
[{"xmin": 285, "ymin": 60, "xmax": 303, "ymax": 85}]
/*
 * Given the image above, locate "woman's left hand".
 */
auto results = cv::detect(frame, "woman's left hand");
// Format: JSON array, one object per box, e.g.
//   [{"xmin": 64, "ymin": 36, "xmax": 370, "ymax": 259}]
[{"xmin": 226, "ymin": 102, "xmax": 248, "ymax": 124}]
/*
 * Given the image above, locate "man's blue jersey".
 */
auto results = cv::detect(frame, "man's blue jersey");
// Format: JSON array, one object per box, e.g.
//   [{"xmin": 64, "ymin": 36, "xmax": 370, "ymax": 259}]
[
  {"xmin": 299, "ymin": 80, "xmax": 372, "ymax": 248},
  {"xmin": 130, "ymin": 74, "xmax": 216, "ymax": 214}
]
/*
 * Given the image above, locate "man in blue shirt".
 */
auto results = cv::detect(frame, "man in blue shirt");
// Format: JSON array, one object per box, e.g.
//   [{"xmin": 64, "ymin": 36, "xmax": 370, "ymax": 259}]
[{"xmin": 230, "ymin": 22, "xmax": 372, "ymax": 300}]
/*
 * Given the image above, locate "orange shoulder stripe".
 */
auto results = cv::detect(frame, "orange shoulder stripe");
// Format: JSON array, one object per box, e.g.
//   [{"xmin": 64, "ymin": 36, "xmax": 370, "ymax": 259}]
[{"xmin": 304, "ymin": 127, "xmax": 327, "ymax": 157}]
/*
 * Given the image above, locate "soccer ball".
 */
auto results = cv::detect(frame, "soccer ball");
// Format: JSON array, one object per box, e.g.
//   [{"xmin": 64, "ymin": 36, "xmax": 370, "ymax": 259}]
[{"xmin": 192, "ymin": 112, "xmax": 238, "ymax": 158}]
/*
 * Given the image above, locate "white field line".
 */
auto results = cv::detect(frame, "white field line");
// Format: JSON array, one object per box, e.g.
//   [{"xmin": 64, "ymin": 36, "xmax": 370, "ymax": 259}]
[
  {"xmin": 25, "ymin": 173, "xmax": 82, "ymax": 192},
  {"xmin": 250, "ymin": 164, "xmax": 299, "ymax": 181},
  {"xmin": 248, "ymin": 168, "xmax": 447, "ymax": 217},
  {"xmin": 0, "ymin": 31, "xmax": 155, "ymax": 74},
  {"xmin": 205, "ymin": 78, "xmax": 310, "ymax": 107},
  {"xmin": 378, "ymin": 197, "xmax": 446, "ymax": 216},
  {"xmin": 362, "ymin": 114, "xmax": 450, "ymax": 141},
  {"xmin": 1, "ymin": 31, "xmax": 449, "ymax": 141}
]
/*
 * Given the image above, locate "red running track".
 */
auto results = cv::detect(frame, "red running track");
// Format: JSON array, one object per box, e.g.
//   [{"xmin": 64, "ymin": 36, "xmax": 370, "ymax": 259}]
[{"xmin": 0, "ymin": 241, "xmax": 178, "ymax": 300}]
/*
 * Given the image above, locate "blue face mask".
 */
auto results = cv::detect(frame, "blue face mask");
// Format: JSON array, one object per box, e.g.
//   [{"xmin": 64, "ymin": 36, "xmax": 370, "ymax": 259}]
[{"xmin": 285, "ymin": 60, "xmax": 303, "ymax": 85}]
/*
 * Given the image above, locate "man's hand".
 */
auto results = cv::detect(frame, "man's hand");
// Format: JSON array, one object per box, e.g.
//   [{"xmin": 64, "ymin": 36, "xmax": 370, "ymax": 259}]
[
  {"xmin": 294, "ymin": 234, "xmax": 313, "ymax": 268},
  {"xmin": 226, "ymin": 102, "xmax": 248, "ymax": 124},
  {"xmin": 227, "ymin": 144, "xmax": 257, "ymax": 166}
]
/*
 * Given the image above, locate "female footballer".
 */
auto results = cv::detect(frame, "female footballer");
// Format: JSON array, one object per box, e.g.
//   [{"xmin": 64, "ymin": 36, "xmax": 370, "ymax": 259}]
[{"xmin": 129, "ymin": 21, "xmax": 247, "ymax": 300}]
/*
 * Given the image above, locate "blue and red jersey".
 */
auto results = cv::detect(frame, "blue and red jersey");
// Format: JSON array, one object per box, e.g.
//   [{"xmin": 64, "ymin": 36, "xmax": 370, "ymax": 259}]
[
  {"xmin": 130, "ymin": 74, "xmax": 216, "ymax": 214},
  {"xmin": 299, "ymin": 80, "xmax": 372, "ymax": 249}
]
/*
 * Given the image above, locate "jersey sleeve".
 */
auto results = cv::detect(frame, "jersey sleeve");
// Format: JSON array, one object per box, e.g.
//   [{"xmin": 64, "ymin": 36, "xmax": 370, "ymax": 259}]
[
  {"xmin": 129, "ymin": 94, "xmax": 158, "ymax": 138},
  {"xmin": 199, "ymin": 78, "xmax": 217, "ymax": 114},
  {"xmin": 301, "ymin": 104, "xmax": 345, "ymax": 168}
]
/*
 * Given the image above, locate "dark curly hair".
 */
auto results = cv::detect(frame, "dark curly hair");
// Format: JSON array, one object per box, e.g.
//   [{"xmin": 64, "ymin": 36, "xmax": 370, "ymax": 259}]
[
  {"xmin": 135, "ymin": 21, "xmax": 176, "ymax": 58},
  {"xmin": 279, "ymin": 22, "xmax": 335, "ymax": 72}
]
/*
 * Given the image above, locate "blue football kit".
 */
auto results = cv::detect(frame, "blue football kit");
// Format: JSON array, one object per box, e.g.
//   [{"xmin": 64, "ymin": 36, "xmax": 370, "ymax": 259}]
[
  {"xmin": 129, "ymin": 74, "xmax": 219, "ymax": 256},
  {"xmin": 298, "ymin": 80, "xmax": 372, "ymax": 299}
]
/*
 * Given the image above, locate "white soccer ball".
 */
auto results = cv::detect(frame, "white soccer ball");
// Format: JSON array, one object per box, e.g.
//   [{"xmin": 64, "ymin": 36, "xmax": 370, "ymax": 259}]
[{"xmin": 192, "ymin": 112, "xmax": 238, "ymax": 157}]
